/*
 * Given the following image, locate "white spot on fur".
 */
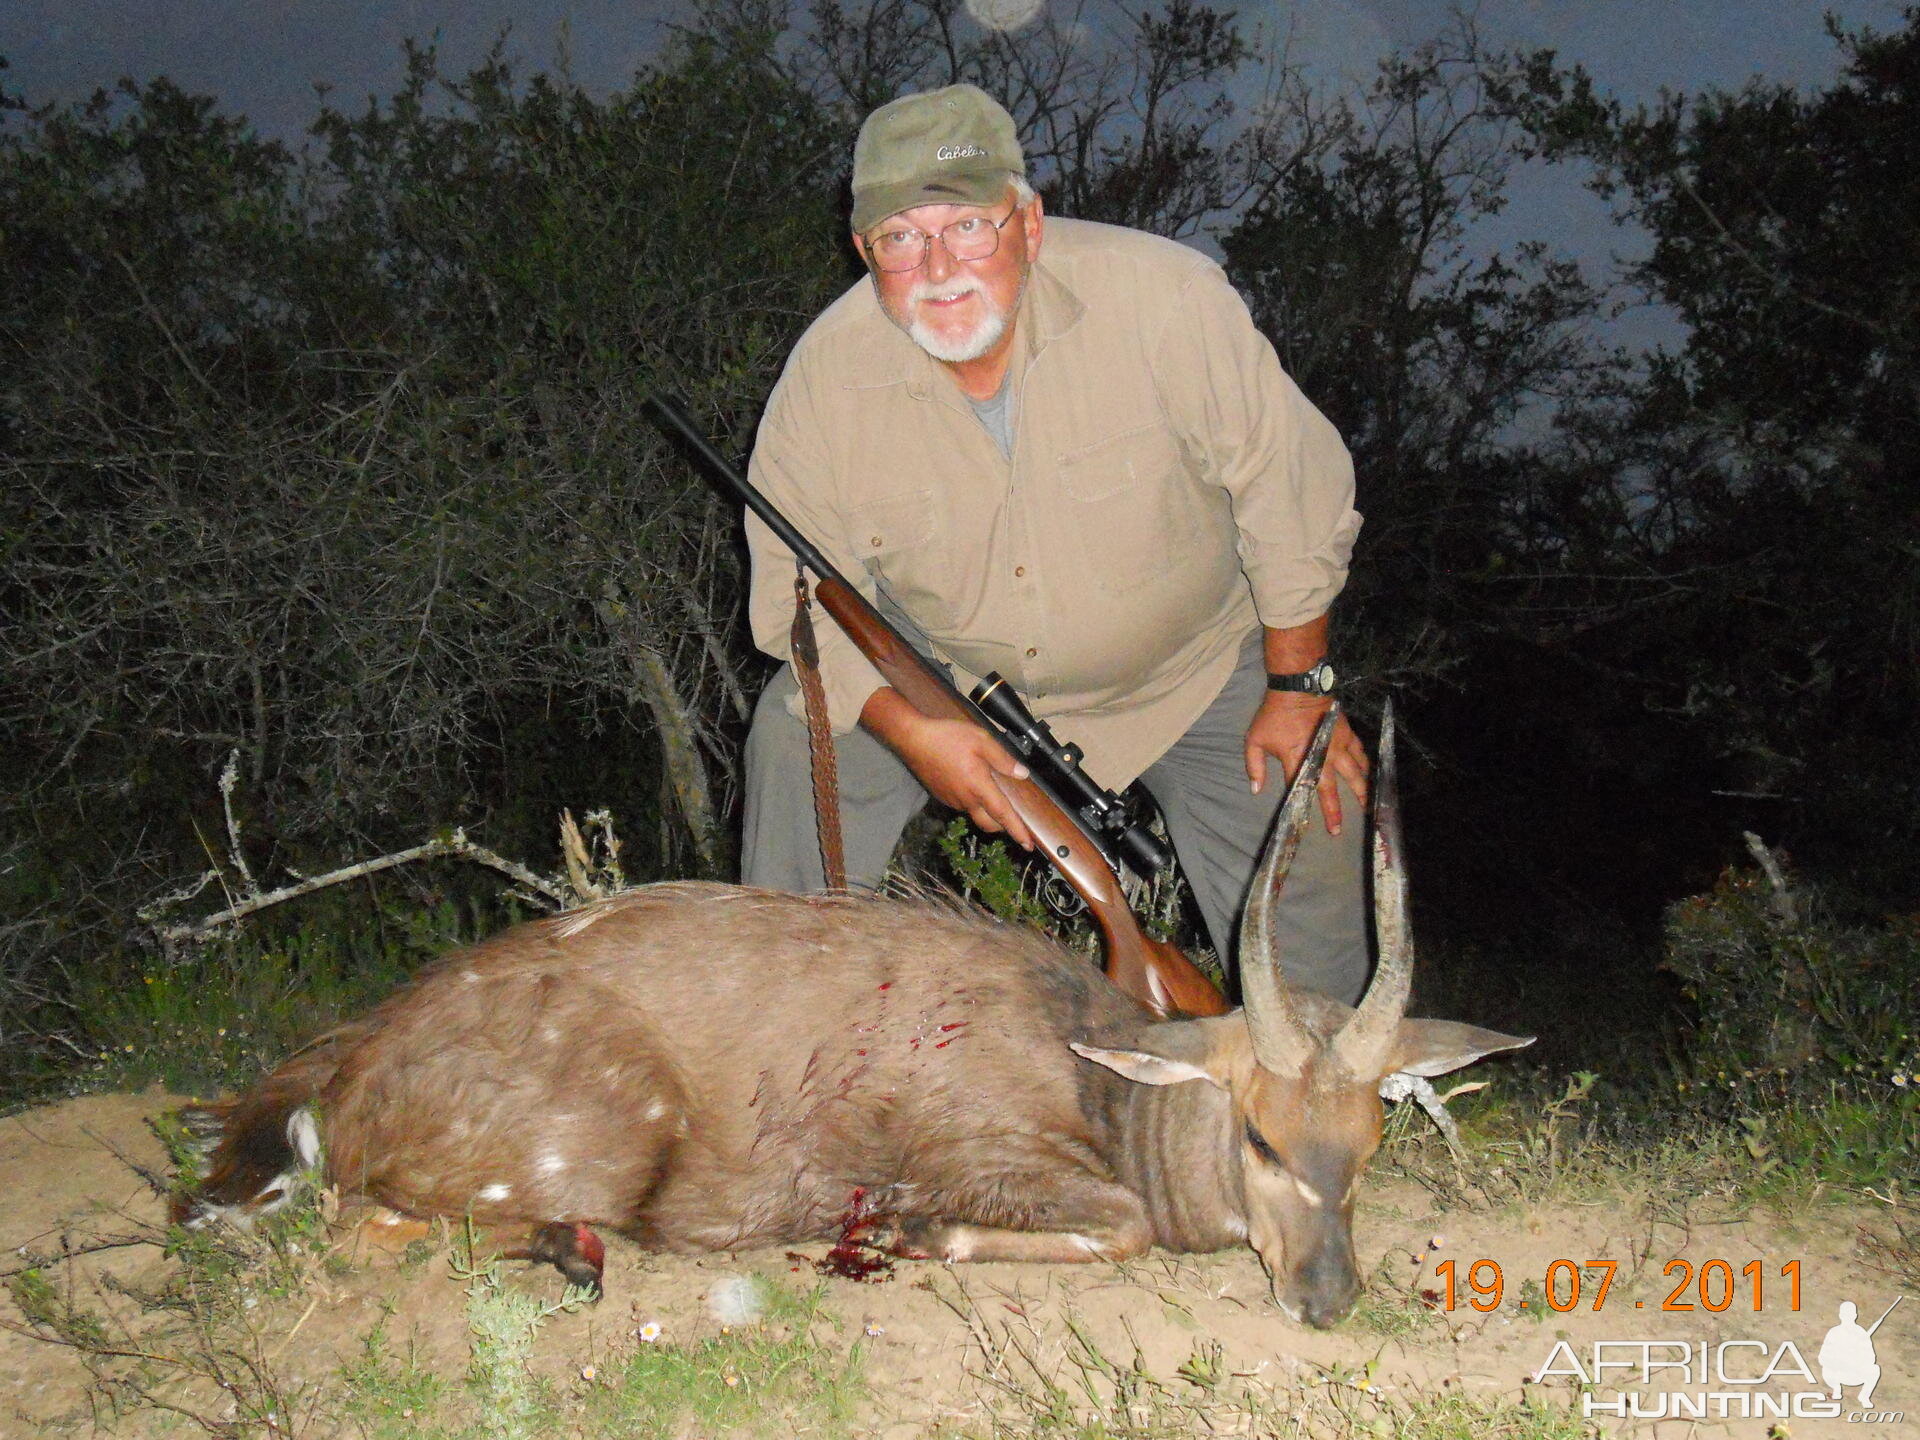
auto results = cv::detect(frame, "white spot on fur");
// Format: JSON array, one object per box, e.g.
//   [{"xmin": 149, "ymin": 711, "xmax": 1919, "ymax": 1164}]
[
  {"xmin": 537, "ymin": 1153, "xmax": 567, "ymax": 1177},
  {"xmin": 540, "ymin": 1025, "xmax": 560, "ymax": 1044},
  {"xmin": 285, "ymin": 1107, "xmax": 322, "ymax": 1170},
  {"xmin": 251, "ymin": 1175, "xmax": 298, "ymax": 1217},
  {"xmin": 462, "ymin": 970, "xmax": 481, "ymax": 983},
  {"xmin": 1293, "ymin": 1177, "xmax": 1324, "ymax": 1207},
  {"xmin": 644, "ymin": 1099, "xmax": 667, "ymax": 1122},
  {"xmin": 478, "ymin": 1183, "xmax": 512, "ymax": 1202},
  {"xmin": 180, "ymin": 1201, "xmax": 245, "ymax": 1232},
  {"xmin": 1224, "ymin": 1214, "xmax": 1248, "ymax": 1239}
]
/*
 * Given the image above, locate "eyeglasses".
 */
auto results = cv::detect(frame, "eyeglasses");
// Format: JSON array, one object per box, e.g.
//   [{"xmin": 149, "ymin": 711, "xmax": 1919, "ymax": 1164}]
[{"xmin": 863, "ymin": 205, "xmax": 1020, "ymax": 273}]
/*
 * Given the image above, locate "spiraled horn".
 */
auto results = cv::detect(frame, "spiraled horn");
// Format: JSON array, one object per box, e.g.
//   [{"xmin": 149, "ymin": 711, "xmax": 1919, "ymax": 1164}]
[
  {"xmin": 1238, "ymin": 707, "xmax": 1339, "ymax": 1077},
  {"xmin": 1333, "ymin": 700, "xmax": 1413, "ymax": 1079}
]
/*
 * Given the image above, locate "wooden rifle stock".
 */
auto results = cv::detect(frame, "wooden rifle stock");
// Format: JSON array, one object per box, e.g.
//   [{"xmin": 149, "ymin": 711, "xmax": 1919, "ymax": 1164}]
[{"xmin": 813, "ymin": 576, "xmax": 1228, "ymax": 1019}]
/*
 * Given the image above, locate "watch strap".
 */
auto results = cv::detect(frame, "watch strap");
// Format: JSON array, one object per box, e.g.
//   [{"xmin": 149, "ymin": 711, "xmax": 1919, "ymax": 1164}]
[{"xmin": 1266, "ymin": 661, "xmax": 1336, "ymax": 695}]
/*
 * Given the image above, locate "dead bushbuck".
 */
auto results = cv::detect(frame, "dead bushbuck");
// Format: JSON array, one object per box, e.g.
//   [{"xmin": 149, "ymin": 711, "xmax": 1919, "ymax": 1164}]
[{"xmin": 176, "ymin": 708, "xmax": 1529, "ymax": 1326}]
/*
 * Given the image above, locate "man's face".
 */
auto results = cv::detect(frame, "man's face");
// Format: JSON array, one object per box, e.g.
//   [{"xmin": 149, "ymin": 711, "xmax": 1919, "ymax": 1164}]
[{"xmin": 855, "ymin": 192, "xmax": 1043, "ymax": 366}]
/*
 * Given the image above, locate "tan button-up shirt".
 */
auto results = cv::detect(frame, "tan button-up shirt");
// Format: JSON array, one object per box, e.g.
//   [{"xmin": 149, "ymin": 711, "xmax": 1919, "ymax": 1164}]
[{"xmin": 745, "ymin": 217, "xmax": 1361, "ymax": 790}]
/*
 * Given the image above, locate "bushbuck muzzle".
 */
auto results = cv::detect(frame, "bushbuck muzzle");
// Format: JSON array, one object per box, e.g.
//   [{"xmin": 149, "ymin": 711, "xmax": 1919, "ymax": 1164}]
[{"xmin": 175, "ymin": 705, "xmax": 1529, "ymax": 1324}]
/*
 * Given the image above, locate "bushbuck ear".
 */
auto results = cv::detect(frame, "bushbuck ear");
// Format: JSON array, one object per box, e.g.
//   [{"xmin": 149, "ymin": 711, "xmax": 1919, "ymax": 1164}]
[
  {"xmin": 1069, "ymin": 1017, "xmax": 1236, "ymax": 1090},
  {"xmin": 1387, "ymin": 1019, "xmax": 1534, "ymax": 1079}
]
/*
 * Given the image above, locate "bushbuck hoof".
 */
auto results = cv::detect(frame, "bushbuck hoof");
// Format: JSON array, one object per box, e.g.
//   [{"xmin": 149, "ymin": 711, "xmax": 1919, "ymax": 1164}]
[{"xmin": 510, "ymin": 1221, "xmax": 607, "ymax": 1297}]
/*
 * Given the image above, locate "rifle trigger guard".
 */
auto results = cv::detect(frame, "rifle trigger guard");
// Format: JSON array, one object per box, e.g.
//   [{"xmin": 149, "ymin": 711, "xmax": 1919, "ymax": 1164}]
[{"xmin": 1040, "ymin": 869, "xmax": 1087, "ymax": 919}]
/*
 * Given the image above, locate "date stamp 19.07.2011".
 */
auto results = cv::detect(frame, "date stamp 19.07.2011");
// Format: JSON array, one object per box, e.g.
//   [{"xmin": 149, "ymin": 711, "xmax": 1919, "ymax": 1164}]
[{"xmin": 1430, "ymin": 1258, "xmax": 1803, "ymax": 1314}]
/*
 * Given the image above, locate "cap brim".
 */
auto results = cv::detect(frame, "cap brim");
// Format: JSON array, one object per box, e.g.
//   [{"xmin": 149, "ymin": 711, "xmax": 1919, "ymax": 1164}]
[{"xmin": 852, "ymin": 170, "xmax": 1014, "ymax": 232}]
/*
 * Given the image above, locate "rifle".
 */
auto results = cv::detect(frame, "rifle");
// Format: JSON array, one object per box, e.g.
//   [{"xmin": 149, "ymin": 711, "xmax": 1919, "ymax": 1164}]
[{"xmin": 647, "ymin": 394, "xmax": 1227, "ymax": 1019}]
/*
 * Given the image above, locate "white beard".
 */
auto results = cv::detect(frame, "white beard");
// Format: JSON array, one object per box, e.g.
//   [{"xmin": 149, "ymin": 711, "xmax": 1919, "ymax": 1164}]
[{"xmin": 896, "ymin": 276, "xmax": 1008, "ymax": 363}]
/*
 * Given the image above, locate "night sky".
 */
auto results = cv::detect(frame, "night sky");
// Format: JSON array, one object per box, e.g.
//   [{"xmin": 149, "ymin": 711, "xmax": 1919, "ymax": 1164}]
[
  {"xmin": 11, "ymin": 2, "xmax": 1903, "ymax": 142},
  {"xmin": 10, "ymin": 1, "xmax": 1908, "ymax": 353}
]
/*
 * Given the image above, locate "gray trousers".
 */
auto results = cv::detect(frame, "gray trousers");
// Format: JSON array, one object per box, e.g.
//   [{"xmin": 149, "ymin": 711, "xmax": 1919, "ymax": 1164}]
[{"xmin": 739, "ymin": 637, "xmax": 1370, "ymax": 1004}]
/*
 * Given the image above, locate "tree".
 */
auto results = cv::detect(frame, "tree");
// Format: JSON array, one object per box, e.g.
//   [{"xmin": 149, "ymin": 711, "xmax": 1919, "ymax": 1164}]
[
  {"xmin": 1221, "ymin": 24, "xmax": 1617, "ymax": 692},
  {"xmin": 1505, "ymin": 9, "xmax": 1920, "ymax": 905},
  {"xmin": 0, "ymin": 34, "xmax": 851, "ymax": 902},
  {"xmin": 705, "ymin": 0, "xmax": 1276, "ymax": 239}
]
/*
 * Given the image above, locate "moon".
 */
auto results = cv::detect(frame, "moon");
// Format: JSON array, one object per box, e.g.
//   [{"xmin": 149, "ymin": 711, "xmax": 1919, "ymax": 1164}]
[{"xmin": 966, "ymin": 0, "xmax": 1046, "ymax": 32}]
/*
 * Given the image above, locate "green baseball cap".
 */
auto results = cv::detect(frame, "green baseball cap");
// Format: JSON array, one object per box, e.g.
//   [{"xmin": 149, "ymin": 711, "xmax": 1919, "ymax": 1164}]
[{"xmin": 851, "ymin": 84, "xmax": 1024, "ymax": 233}]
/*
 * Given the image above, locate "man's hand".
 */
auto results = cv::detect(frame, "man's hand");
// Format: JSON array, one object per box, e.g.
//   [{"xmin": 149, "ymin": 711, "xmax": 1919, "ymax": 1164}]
[
  {"xmin": 860, "ymin": 688, "xmax": 1036, "ymax": 848},
  {"xmin": 1244, "ymin": 692, "xmax": 1371, "ymax": 834}
]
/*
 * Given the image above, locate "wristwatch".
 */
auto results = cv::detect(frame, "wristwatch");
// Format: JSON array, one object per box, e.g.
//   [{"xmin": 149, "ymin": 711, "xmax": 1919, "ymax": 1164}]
[{"xmin": 1266, "ymin": 660, "xmax": 1336, "ymax": 696}]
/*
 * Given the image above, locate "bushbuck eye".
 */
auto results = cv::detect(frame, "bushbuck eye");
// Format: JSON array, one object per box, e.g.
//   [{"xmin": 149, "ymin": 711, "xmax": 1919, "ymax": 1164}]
[{"xmin": 1242, "ymin": 1119, "xmax": 1283, "ymax": 1167}]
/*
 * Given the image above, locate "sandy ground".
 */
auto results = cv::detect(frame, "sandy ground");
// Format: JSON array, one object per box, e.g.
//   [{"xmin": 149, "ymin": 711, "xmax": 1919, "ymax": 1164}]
[{"xmin": 1, "ymin": 1090, "xmax": 1913, "ymax": 1438}]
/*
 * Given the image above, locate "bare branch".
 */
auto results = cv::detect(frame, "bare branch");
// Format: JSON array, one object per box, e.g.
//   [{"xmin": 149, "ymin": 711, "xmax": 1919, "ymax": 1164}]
[{"xmin": 148, "ymin": 832, "xmax": 571, "ymax": 949}]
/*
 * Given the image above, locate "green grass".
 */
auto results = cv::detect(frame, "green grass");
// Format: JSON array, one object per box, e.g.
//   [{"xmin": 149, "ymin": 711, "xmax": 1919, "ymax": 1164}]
[
  {"xmin": 332, "ymin": 1263, "xmax": 866, "ymax": 1440},
  {"xmin": 13, "ymin": 1199, "xmax": 867, "ymax": 1440},
  {"xmin": 580, "ymin": 1280, "xmax": 866, "ymax": 1438},
  {"xmin": 341, "ymin": 1310, "xmax": 451, "ymax": 1440}
]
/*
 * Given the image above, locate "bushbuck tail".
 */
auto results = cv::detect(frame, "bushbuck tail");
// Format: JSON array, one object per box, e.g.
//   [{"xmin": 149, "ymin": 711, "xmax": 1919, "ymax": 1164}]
[{"xmin": 177, "ymin": 707, "xmax": 1530, "ymax": 1326}]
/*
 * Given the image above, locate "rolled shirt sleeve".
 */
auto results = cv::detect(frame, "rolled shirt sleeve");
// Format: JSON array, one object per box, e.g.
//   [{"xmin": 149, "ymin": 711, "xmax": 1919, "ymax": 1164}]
[{"xmin": 1151, "ymin": 262, "xmax": 1362, "ymax": 630}]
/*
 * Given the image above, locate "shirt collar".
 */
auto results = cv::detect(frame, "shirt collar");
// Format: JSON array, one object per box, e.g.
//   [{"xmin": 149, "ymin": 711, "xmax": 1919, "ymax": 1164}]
[{"xmin": 843, "ymin": 254, "xmax": 1087, "ymax": 401}]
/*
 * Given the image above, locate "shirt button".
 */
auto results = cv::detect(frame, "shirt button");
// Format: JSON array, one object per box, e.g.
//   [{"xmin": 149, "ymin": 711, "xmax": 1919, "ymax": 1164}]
[
  {"xmin": 1025, "ymin": 647, "xmax": 1038, "ymax": 658},
  {"xmin": 869, "ymin": 535, "xmax": 883, "ymax": 547},
  {"xmin": 1014, "ymin": 565, "xmax": 1026, "ymax": 577}
]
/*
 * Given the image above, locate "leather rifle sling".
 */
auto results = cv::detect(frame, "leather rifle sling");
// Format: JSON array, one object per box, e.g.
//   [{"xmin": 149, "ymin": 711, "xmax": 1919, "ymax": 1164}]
[{"xmin": 789, "ymin": 571, "xmax": 848, "ymax": 892}]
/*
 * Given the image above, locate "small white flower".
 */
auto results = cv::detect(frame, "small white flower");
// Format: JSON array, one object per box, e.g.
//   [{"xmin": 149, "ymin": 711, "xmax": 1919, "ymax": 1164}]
[
  {"xmin": 864, "ymin": 1322, "xmax": 885, "ymax": 1338},
  {"xmin": 637, "ymin": 1321, "xmax": 662, "ymax": 1343}
]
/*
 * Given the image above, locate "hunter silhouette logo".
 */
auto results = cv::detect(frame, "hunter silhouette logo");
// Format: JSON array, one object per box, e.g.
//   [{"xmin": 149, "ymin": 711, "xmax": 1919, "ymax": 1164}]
[{"xmin": 1820, "ymin": 1296, "xmax": 1900, "ymax": 1409}]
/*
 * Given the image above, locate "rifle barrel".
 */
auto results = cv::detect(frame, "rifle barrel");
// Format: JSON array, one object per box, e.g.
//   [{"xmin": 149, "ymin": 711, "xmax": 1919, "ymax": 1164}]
[{"xmin": 646, "ymin": 394, "xmax": 837, "ymax": 580}]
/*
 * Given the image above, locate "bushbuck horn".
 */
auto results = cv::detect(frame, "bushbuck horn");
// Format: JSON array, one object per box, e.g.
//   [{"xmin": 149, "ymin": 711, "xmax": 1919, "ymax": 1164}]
[
  {"xmin": 1334, "ymin": 700, "xmax": 1415, "ymax": 1078},
  {"xmin": 1236, "ymin": 706, "xmax": 1339, "ymax": 1075}
]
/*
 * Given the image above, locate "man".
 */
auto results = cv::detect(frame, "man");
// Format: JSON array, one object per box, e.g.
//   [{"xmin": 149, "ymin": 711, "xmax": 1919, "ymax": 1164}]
[{"xmin": 739, "ymin": 84, "xmax": 1371, "ymax": 1001}]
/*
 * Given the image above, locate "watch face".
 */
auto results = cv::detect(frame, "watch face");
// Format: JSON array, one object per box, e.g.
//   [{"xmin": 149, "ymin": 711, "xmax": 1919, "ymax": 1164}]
[{"xmin": 1313, "ymin": 662, "xmax": 1336, "ymax": 692}]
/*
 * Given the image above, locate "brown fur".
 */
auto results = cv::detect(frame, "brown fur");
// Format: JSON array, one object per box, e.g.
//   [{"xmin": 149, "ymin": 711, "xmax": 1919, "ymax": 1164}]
[{"xmin": 180, "ymin": 881, "xmax": 1529, "ymax": 1325}]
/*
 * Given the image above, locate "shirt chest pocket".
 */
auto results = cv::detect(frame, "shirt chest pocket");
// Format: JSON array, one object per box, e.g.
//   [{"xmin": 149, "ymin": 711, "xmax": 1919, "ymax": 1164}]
[
  {"xmin": 1055, "ymin": 425, "xmax": 1206, "ymax": 593},
  {"xmin": 845, "ymin": 487, "xmax": 953, "ymax": 621},
  {"xmin": 1057, "ymin": 423, "xmax": 1185, "ymax": 501}
]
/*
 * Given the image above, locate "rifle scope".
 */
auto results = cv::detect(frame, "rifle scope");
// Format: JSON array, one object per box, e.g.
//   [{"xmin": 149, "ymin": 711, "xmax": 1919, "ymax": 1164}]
[{"xmin": 969, "ymin": 675, "xmax": 1173, "ymax": 881}]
